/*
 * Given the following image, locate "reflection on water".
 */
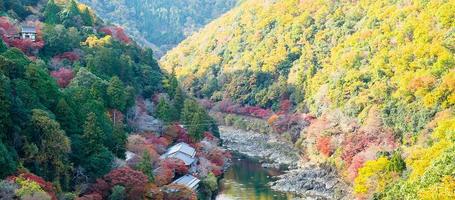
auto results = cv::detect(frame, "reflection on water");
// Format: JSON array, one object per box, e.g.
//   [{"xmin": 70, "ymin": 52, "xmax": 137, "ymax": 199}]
[{"xmin": 216, "ymin": 155, "xmax": 295, "ymax": 200}]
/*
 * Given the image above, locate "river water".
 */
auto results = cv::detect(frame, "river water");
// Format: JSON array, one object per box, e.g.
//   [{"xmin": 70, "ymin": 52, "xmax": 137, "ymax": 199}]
[{"xmin": 216, "ymin": 155, "xmax": 296, "ymax": 200}]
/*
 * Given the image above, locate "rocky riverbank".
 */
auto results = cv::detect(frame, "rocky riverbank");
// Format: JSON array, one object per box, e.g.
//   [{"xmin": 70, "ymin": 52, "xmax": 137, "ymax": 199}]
[
  {"xmin": 219, "ymin": 126, "xmax": 349, "ymax": 200},
  {"xmin": 219, "ymin": 126, "xmax": 301, "ymax": 169}
]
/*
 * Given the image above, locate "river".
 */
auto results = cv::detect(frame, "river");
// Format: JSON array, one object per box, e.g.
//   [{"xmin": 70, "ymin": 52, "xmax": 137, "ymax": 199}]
[{"xmin": 216, "ymin": 154, "xmax": 297, "ymax": 200}]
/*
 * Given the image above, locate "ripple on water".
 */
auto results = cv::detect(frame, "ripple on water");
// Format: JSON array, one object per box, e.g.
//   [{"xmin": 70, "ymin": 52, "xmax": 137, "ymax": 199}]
[{"xmin": 216, "ymin": 154, "xmax": 297, "ymax": 200}]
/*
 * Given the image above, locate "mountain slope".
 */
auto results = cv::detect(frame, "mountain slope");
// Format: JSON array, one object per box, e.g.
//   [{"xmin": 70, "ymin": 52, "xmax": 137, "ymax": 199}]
[
  {"xmin": 78, "ymin": 0, "xmax": 240, "ymax": 56},
  {"xmin": 0, "ymin": 0, "xmax": 226, "ymax": 199},
  {"xmin": 161, "ymin": 0, "xmax": 455, "ymax": 198}
]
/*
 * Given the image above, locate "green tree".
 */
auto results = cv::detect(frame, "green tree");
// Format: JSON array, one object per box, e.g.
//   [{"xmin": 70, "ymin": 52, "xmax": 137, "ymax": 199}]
[
  {"xmin": 54, "ymin": 98, "xmax": 79, "ymax": 135},
  {"xmin": 29, "ymin": 109, "xmax": 70, "ymax": 179},
  {"xmin": 44, "ymin": 0, "xmax": 61, "ymax": 24},
  {"xmin": 24, "ymin": 63, "xmax": 60, "ymax": 108},
  {"xmin": 155, "ymin": 97, "xmax": 177, "ymax": 123},
  {"xmin": 110, "ymin": 124, "xmax": 127, "ymax": 159},
  {"xmin": 173, "ymin": 87, "xmax": 185, "ymax": 117},
  {"xmin": 81, "ymin": 7, "xmax": 93, "ymax": 26},
  {"xmin": 167, "ymin": 73, "xmax": 178, "ymax": 97},
  {"xmin": 0, "ymin": 140, "xmax": 17, "ymax": 178},
  {"xmin": 43, "ymin": 25, "xmax": 81, "ymax": 56},
  {"xmin": 0, "ymin": 40, "xmax": 7, "ymax": 53},
  {"xmin": 107, "ymin": 76, "xmax": 127, "ymax": 111},
  {"xmin": 187, "ymin": 110, "xmax": 207, "ymax": 141},
  {"xmin": 135, "ymin": 152, "xmax": 154, "ymax": 182},
  {"xmin": 60, "ymin": 0, "xmax": 82, "ymax": 27},
  {"xmin": 109, "ymin": 185, "xmax": 126, "ymax": 200},
  {"xmin": 83, "ymin": 147, "xmax": 113, "ymax": 178},
  {"xmin": 180, "ymin": 99, "xmax": 198, "ymax": 124},
  {"xmin": 0, "ymin": 74, "xmax": 11, "ymax": 141},
  {"xmin": 82, "ymin": 112, "xmax": 104, "ymax": 154}
]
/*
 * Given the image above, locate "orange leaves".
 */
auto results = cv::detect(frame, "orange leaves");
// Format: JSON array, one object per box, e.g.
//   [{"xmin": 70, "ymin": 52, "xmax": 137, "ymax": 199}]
[
  {"xmin": 407, "ymin": 75, "xmax": 436, "ymax": 92},
  {"xmin": 316, "ymin": 136, "xmax": 333, "ymax": 157}
]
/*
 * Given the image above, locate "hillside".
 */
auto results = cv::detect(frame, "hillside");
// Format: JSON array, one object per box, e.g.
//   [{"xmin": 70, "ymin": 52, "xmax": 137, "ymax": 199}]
[
  {"xmin": 78, "ymin": 0, "xmax": 240, "ymax": 56},
  {"xmin": 0, "ymin": 0, "xmax": 226, "ymax": 199},
  {"xmin": 161, "ymin": 0, "xmax": 455, "ymax": 198}
]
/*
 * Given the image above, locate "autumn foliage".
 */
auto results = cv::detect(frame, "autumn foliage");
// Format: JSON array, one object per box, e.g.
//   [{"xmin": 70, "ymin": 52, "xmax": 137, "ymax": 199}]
[
  {"xmin": 316, "ymin": 136, "xmax": 333, "ymax": 157},
  {"xmin": 99, "ymin": 26, "xmax": 131, "ymax": 44},
  {"xmin": 51, "ymin": 68, "xmax": 74, "ymax": 88},
  {"xmin": 89, "ymin": 167, "xmax": 148, "ymax": 199},
  {"xmin": 218, "ymin": 99, "xmax": 271, "ymax": 119},
  {"xmin": 0, "ymin": 17, "xmax": 44, "ymax": 55},
  {"xmin": 11, "ymin": 173, "xmax": 57, "ymax": 200}
]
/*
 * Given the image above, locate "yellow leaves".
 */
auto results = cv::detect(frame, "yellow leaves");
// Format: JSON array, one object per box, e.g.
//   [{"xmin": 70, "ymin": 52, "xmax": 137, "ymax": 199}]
[
  {"xmin": 81, "ymin": 35, "xmax": 112, "ymax": 48},
  {"xmin": 354, "ymin": 157, "xmax": 390, "ymax": 196},
  {"xmin": 436, "ymin": 1, "xmax": 455, "ymax": 28},
  {"xmin": 418, "ymin": 176, "xmax": 455, "ymax": 200},
  {"xmin": 406, "ymin": 115, "xmax": 455, "ymax": 181},
  {"xmin": 406, "ymin": 140, "xmax": 450, "ymax": 181}
]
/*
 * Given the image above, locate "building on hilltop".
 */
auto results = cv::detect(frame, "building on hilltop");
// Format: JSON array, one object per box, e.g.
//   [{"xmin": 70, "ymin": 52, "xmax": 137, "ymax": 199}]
[{"xmin": 20, "ymin": 26, "xmax": 37, "ymax": 41}]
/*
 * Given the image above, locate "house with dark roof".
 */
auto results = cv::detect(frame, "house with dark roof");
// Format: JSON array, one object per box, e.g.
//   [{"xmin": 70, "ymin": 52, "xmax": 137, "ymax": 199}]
[
  {"xmin": 21, "ymin": 26, "xmax": 37, "ymax": 41},
  {"xmin": 160, "ymin": 142, "xmax": 197, "ymax": 166},
  {"xmin": 172, "ymin": 174, "xmax": 200, "ymax": 191}
]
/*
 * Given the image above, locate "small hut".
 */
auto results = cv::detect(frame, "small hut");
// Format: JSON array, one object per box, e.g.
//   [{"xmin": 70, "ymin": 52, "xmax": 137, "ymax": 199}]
[{"xmin": 21, "ymin": 26, "xmax": 37, "ymax": 41}]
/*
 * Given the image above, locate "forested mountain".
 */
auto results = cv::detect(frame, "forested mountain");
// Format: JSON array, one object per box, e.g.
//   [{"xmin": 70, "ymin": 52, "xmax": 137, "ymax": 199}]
[
  {"xmin": 161, "ymin": 0, "xmax": 455, "ymax": 198},
  {"xmin": 78, "ymin": 0, "xmax": 240, "ymax": 57},
  {"xmin": 0, "ymin": 0, "xmax": 226, "ymax": 199}
]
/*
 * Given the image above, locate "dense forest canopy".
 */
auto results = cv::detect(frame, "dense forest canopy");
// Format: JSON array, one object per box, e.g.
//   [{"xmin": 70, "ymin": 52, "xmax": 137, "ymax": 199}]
[
  {"xmin": 161, "ymin": 0, "xmax": 455, "ymax": 199},
  {"xmin": 78, "ymin": 0, "xmax": 240, "ymax": 56},
  {"xmin": 0, "ymin": 0, "xmax": 224, "ymax": 199}
]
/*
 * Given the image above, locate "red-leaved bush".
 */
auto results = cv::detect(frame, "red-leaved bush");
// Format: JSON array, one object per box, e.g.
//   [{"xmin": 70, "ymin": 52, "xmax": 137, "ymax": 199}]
[
  {"xmin": 161, "ymin": 158, "xmax": 189, "ymax": 176},
  {"xmin": 347, "ymin": 154, "xmax": 366, "ymax": 180},
  {"xmin": 154, "ymin": 166, "xmax": 174, "ymax": 186},
  {"xmin": 279, "ymin": 99, "xmax": 292, "ymax": 114},
  {"xmin": 102, "ymin": 167, "xmax": 148, "ymax": 199},
  {"xmin": 218, "ymin": 99, "xmax": 271, "ymax": 119},
  {"xmin": 316, "ymin": 136, "xmax": 333, "ymax": 157},
  {"xmin": 15, "ymin": 173, "xmax": 57, "ymax": 200},
  {"xmin": 51, "ymin": 68, "xmax": 74, "ymax": 88},
  {"xmin": 99, "ymin": 26, "xmax": 131, "ymax": 44}
]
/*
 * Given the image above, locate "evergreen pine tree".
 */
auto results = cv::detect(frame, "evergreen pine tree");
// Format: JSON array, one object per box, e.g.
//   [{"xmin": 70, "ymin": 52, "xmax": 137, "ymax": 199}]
[
  {"xmin": 44, "ymin": 0, "xmax": 61, "ymax": 24},
  {"xmin": 30, "ymin": 109, "xmax": 70, "ymax": 179},
  {"xmin": 187, "ymin": 110, "xmax": 207, "ymax": 141},
  {"xmin": 0, "ymin": 74, "xmax": 11, "ymax": 141},
  {"xmin": 0, "ymin": 140, "xmax": 17, "ymax": 178},
  {"xmin": 107, "ymin": 76, "xmax": 127, "ymax": 111},
  {"xmin": 155, "ymin": 97, "xmax": 177, "ymax": 123},
  {"xmin": 54, "ymin": 98, "xmax": 79, "ymax": 135},
  {"xmin": 67, "ymin": 0, "xmax": 80, "ymax": 16},
  {"xmin": 136, "ymin": 152, "xmax": 154, "ymax": 182},
  {"xmin": 82, "ymin": 112, "xmax": 104, "ymax": 154},
  {"xmin": 111, "ymin": 124, "xmax": 127, "ymax": 159},
  {"xmin": 109, "ymin": 185, "xmax": 126, "ymax": 200},
  {"xmin": 81, "ymin": 7, "xmax": 93, "ymax": 26},
  {"xmin": 173, "ymin": 87, "xmax": 185, "ymax": 117},
  {"xmin": 0, "ymin": 40, "xmax": 7, "ymax": 53},
  {"xmin": 168, "ymin": 73, "xmax": 178, "ymax": 98}
]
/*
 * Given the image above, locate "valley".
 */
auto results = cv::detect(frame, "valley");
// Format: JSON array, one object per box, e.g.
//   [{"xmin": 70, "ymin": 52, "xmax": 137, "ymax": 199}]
[{"xmin": 0, "ymin": 0, "xmax": 454, "ymax": 199}]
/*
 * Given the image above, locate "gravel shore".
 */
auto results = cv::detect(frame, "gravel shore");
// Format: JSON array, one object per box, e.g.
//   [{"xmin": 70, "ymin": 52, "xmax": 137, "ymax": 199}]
[{"xmin": 219, "ymin": 126, "xmax": 349, "ymax": 200}]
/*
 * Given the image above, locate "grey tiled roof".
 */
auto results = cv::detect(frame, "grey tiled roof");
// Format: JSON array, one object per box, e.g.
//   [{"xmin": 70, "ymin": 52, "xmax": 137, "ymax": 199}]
[
  {"xmin": 21, "ymin": 26, "xmax": 36, "ymax": 33},
  {"xmin": 172, "ymin": 174, "xmax": 200, "ymax": 190},
  {"xmin": 160, "ymin": 142, "xmax": 197, "ymax": 165},
  {"xmin": 167, "ymin": 152, "xmax": 196, "ymax": 165},
  {"xmin": 167, "ymin": 142, "xmax": 196, "ymax": 157}
]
